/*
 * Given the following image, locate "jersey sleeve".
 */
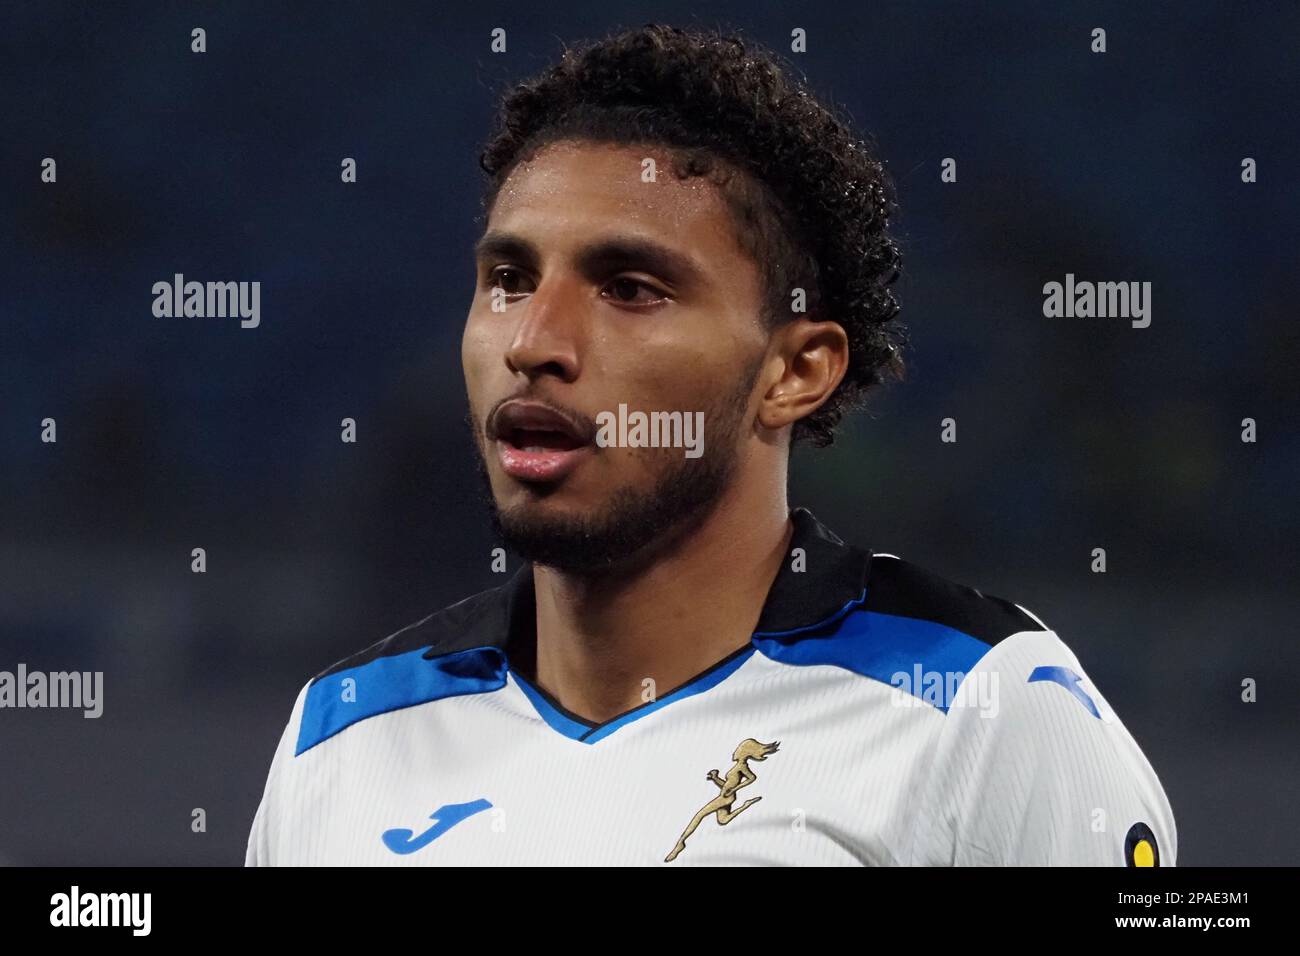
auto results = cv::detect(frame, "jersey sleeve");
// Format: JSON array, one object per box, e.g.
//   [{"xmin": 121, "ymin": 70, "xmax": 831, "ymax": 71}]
[
  {"xmin": 907, "ymin": 624, "xmax": 1177, "ymax": 866},
  {"xmin": 245, "ymin": 680, "xmax": 311, "ymax": 867}
]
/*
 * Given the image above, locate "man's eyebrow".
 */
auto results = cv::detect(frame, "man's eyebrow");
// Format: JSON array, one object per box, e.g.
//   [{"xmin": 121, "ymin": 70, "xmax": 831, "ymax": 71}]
[
  {"xmin": 474, "ymin": 231, "xmax": 704, "ymax": 288},
  {"xmin": 574, "ymin": 236, "xmax": 704, "ymax": 289},
  {"xmin": 474, "ymin": 231, "xmax": 539, "ymax": 270}
]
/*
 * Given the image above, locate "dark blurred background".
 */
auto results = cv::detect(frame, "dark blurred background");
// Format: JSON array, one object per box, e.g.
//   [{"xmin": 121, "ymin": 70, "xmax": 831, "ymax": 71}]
[{"xmin": 1, "ymin": 1, "xmax": 1296, "ymax": 865}]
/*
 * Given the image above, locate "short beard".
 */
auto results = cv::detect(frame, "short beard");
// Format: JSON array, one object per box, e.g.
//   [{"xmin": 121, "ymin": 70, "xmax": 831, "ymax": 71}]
[{"xmin": 468, "ymin": 357, "xmax": 763, "ymax": 577}]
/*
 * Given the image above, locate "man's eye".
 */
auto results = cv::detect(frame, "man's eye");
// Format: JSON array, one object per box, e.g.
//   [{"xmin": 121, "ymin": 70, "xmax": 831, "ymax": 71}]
[
  {"xmin": 603, "ymin": 276, "xmax": 669, "ymax": 306},
  {"xmin": 487, "ymin": 267, "xmax": 533, "ymax": 296}
]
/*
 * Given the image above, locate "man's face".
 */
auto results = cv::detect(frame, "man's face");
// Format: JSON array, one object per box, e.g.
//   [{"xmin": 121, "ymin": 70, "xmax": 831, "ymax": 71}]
[{"xmin": 462, "ymin": 139, "xmax": 771, "ymax": 572}]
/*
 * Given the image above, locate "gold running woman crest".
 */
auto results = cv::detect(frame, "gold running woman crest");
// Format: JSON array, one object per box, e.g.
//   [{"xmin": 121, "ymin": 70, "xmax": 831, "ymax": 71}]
[{"xmin": 664, "ymin": 738, "xmax": 780, "ymax": 862}]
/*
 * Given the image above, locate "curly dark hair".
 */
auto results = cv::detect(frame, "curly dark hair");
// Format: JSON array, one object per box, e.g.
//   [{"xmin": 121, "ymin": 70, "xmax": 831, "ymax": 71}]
[{"xmin": 478, "ymin": 23, "xmax": 905, "ymax": 447}]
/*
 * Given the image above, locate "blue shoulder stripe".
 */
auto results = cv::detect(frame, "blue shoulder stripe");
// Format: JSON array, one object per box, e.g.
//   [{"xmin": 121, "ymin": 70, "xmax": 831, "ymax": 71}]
[
  {"xmin": 752, "ymin": 607, "xmax": 993, "ymax": 712},
  {"xmin": 295, "ymin": 645, "xmax": 508, "ymax": 755},
  {"xmin": 1028, "ymin": 665, "xmax": 1101, "ymax": 719}
]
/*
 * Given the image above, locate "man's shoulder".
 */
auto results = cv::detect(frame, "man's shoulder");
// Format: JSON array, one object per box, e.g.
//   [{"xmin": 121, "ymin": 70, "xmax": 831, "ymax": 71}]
[
  {"xmin": 754, "ymin": 545, "xmax": 1059, "ymax": 711},
  {"xmin": 860, "ymin": 551, "xmax": 1050, "ymax": 650},
  {"xmin": 308, "ymin": 577, "xmax": 515, "ymax": 687},
  {"xmin": 281, "ymin": 578, "xmax": 518, "ymax": 758},
  {"xmin": 860, "ymin": 555, "xmax": 1130, "ymax": 732}
]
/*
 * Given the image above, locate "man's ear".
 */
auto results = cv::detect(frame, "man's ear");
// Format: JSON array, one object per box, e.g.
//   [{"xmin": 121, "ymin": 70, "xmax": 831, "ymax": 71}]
[{"xmin": 756, "ymin": 318, "xmax": 849, "ymax": 433}]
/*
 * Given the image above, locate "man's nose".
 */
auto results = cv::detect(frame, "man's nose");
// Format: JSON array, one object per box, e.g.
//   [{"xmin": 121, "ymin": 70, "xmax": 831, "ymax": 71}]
[{"xmin": 504, "ymin": 274, "xmax": 583, "ymax": 382}]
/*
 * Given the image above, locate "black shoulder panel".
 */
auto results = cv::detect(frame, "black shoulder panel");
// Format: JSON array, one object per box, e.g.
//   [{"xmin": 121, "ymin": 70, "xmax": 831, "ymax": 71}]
[
  {"xmin": 863, "ymin": 555, "xmax": 1047, "ymax": 647},
  {"xmin": 308, "ymin": 577, "xmax": 515, "ymax": 686}
]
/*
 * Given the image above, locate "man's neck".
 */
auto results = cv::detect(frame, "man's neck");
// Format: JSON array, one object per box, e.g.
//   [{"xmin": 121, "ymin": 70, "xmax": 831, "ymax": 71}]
[{"xmin": 530, "ymin": 491, "xmax": 792, "ymax": 725}]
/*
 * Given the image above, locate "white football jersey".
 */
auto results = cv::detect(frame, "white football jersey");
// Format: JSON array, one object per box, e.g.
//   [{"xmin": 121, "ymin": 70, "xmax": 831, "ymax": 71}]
[{"xmin": 246, "ymin": 508, "xmax": 1176, "ymax": 866}]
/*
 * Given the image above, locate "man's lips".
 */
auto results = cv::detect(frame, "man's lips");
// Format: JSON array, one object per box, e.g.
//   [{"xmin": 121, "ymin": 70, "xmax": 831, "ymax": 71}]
[
  {"xmin": 490, "ymin": 400, "xmax": 593, "ymax": 484},
  {"xmin": 496, "ymin": 440, "xmax": 590, "ymax": 483}
]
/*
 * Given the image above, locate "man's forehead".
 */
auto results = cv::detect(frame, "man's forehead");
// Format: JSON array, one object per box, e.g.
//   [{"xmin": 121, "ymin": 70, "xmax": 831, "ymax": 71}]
[{"xmin": 489, "ymin": 140, "xmax": 731, "ymax": 235}]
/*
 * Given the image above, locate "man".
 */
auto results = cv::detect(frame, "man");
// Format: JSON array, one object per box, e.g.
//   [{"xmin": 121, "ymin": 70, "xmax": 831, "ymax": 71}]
[{"xmin": 247, "ymin": 24, "xmax": 1176, "ymax": 866}]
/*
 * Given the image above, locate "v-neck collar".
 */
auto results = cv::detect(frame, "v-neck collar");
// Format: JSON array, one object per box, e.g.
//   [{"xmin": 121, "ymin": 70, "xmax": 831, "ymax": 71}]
[{"xmin": 416, "ymin": 507, "xmax": 873, "ymax": 743}]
